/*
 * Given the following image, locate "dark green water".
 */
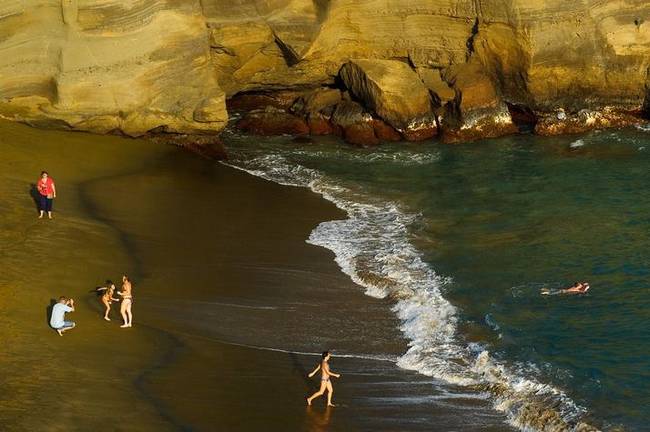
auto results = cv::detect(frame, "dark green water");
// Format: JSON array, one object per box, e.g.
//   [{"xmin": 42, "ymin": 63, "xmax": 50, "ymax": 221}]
[{"xmin": 225, "ymin": 128, "xmax": 650, "ymax": 431}]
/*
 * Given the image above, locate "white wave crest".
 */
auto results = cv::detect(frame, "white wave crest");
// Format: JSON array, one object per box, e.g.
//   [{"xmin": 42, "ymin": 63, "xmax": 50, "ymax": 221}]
[{"xmin": 222, "ymin": 147, "xmax": 597, "ymax": 432}]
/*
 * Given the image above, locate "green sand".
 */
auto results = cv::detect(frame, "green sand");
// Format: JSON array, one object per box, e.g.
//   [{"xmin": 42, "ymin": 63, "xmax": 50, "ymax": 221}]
[
  {"xmin": 0, "ymin": 120, "xmax": 509, "ymax": 431},
  {"xmin": 0, "ymin": 120, "xmax": 176, "ymax": 430}
]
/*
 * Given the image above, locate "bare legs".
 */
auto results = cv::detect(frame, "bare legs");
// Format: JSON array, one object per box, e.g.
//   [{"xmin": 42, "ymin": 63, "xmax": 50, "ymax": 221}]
[
  {"xmin": 102, "ymin": 299, "xmax": 111, "ymax": 321},
  {"xmin": 307, "ymin": 380, "xmax": 335, "ymax": 407},
  {"xmin": 326, "ymin": 381, "xmax": 335, "ymax": 407},
  {"xmin": 38, "ymin": 211, "xmax": 52, "ymax": 219},
  {"xmin": 120, "ymin": 299, "xmax": 132, "ymax": 328}
]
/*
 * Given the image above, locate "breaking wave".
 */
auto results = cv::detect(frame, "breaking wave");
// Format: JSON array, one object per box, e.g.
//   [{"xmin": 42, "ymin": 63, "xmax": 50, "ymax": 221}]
[{"xmin": 223, "ymin": 147, "xmax": 597, "ymax": 432}]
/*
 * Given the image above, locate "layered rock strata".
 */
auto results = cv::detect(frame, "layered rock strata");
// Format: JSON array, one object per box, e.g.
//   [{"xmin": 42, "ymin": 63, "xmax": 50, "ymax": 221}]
[
  {"xmin": 0, "ymin": 1, "xmax": 227, "ymax": 136},
  {"xmin": 1, "ymin": 1, "xmax": 650, "ymax": 145}
]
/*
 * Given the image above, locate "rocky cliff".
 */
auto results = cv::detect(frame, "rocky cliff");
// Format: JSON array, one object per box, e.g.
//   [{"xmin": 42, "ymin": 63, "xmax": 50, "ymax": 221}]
[{"xmin": 1, "ymin": 1, "xmax": 649, "ymax": 144}]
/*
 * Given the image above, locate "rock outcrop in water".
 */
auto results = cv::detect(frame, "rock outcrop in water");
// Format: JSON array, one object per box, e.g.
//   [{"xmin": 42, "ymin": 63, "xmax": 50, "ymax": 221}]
[
  {"xmin": 339, "ymin": 59, "xmax": 438, "ymax": 141},
  {"xmin": 1, "ymin": 1, "xmax": 650, "ymax": 145}
]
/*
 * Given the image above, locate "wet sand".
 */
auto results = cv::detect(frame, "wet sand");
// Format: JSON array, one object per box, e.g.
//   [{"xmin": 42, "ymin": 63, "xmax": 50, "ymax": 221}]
[{"xmin": 0, "ymin": 119, "xmax": 511, "ymax": 431}]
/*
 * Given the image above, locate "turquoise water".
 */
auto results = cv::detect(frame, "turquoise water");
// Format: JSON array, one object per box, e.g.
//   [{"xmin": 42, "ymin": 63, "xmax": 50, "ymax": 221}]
[{"xmin": 224, "ymin": 129, "xmax": 650, "ymax": 431}]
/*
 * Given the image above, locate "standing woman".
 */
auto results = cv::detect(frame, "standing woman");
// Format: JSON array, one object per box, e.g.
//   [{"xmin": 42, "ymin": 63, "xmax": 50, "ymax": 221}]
[
  {"xmin": 37, "ymin": 171, "xmax": 56, "ymax": 219},
  {"xmin": 100, "ymin": 283, "xmax": 120, "ymax": 321},
  {"xmin": 117, "ymin": 275, "xmax": 133, "ymax": 328}
]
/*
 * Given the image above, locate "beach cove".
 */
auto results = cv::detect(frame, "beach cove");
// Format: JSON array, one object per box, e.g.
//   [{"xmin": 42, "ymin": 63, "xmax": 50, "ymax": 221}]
[{"xmin": 0, "ymin": 120, "xmax": 510, "ymax": 431}]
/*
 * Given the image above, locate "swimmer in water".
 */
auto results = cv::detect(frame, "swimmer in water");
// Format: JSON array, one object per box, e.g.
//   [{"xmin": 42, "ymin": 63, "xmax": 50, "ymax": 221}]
[
  {"xmin": 306, "ymin": 351, "xmax": 341, "ymax": 407},
  {"xmin": 561, "ymin": 281, "xmax": 590, "ymax": 294},
  {"xmin": 541, "ymin": 281, "xmax": 590, "ymax": 295}
]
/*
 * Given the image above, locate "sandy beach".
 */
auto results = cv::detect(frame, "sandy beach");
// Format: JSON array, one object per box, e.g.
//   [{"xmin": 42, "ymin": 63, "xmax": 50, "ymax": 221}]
[{"xmin": 0, "ymin": 120, "xmax": 511, "ymax": 431}]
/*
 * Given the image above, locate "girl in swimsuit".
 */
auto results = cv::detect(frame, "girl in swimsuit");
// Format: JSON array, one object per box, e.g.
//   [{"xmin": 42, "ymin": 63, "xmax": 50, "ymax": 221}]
[
  {"xmin": 100, "ymin": 282, "xmax": 120, "ymax": 321},
  {"xmin": 117, "ymin": 274, "xmax": 133, "ymax": 328},
  {"xmin": 307, "ymin": 351, "xmax": 341, "ymax": 407}
]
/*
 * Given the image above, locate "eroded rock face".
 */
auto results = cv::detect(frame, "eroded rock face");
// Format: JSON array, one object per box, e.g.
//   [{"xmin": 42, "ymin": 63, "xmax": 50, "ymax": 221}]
[
  {"xmin": 0, "ymin": 1, "xmax": 227, "ymax": 137},
  {"xmin": 440, "ymin": 61, "xmax": 518, "ymax": 143},
  {"xmin": 1, "ymin": 1, "xmax": 650, "ymax": 144},
  {"xmin": 331, "ymin": 100, "xmax": 378, "ymax": 146},
  {"xmin": 535, "ymin": 108, "xmax": 644, "ymax": 136},
  {"xmin": 236, "ymin": 106, "xmax": 309, "ymax": 136},
  {"xmin": 339, "ymin": 59, "xmax": 437, "ymax": 141}
]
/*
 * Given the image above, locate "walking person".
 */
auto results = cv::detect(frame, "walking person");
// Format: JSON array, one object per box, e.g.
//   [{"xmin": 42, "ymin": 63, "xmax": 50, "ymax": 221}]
[
  {"xmin": 117, "ymin": 275, "xmax": 133, "ymax": 328},
  {"xmin": 37, "ymin": 171, "xmax": 56, "ymax": 219},
  {"xmin": 50, "ymin": 296, "xmax": 75, "ymax": 336},
  {"xmin": 307, "ymin": 351, "xmax": 341, "ymax": 407},
  {"xmin": 98, "ymin": 282, "xmax": 120, "ymax": 321}
]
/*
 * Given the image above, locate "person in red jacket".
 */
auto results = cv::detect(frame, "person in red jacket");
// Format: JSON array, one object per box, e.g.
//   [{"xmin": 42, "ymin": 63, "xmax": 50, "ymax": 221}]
[{"xmin": 37, "ymin": 171, "xmax": 56, "ymax": 219}]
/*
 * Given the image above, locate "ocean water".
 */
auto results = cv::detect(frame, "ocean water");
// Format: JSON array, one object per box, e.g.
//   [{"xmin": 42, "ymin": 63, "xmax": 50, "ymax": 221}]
[{"xmin": 223, "ymin": 128, "xmax": 650, "ymax": 431}]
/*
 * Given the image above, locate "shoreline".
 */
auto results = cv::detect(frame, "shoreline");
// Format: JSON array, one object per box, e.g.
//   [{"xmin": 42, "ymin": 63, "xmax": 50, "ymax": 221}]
[
  {"xmin": 81, "ymin": 146, "xmax": 512, "ymax": 431},
  {"xmin": 1, "ymin": 119, "xmax": 511, "ymax": 430},
  {"xmin": 221, "ymin": 133, "xmax": 608, "ymax": 431}
]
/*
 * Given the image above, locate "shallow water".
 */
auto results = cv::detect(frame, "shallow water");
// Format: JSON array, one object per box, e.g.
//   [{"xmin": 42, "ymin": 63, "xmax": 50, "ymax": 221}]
[{"xmin": 223, "ymin": 128, "xmax": 650, "ymax": 431}]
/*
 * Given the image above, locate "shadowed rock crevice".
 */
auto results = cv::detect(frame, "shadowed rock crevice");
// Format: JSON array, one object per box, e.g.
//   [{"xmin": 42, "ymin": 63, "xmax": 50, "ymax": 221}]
[{"xmin": 273, "ymin": 32, "xmax": 300, "ymax": 66}]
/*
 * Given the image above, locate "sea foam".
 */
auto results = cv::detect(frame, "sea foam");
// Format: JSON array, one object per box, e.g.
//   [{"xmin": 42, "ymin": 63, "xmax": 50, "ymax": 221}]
[{"xmin": 223, "ymin": 146, "xmax": 597, "ymax": 432}]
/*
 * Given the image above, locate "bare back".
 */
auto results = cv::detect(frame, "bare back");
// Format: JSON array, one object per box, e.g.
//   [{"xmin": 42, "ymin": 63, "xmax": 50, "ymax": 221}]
[{"xmin": 321, "ymin": 360, "xmax": 331, "ymax": 380}]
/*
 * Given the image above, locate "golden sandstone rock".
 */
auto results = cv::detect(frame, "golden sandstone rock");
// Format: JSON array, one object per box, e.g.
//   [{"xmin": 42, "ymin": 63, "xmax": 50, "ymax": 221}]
[
  {"xmin": 1, "ymin": 1, "xmax": 650, "ymax": 143},
  {"xmin": 340, "ymin": 59, "xmax": 438, "ymax": 141}
]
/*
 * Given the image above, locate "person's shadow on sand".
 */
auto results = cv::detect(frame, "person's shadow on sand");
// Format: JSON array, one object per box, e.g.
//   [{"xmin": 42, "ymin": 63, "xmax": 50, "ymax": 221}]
[
  {"xmin": 46, "ymin": 298, "xmax": 57, "ymax": 328},
  {"xmin": 29, "ymin": 183, "xmax": 40, "ymax": 213}
]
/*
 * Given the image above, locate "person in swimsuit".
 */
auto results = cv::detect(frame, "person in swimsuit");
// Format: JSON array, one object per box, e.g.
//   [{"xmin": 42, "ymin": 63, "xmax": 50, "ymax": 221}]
[
  {"xmin": 561, "ymin": 281, "xmax": 590, "ymax": 294},
  {"xmin": 98, "ymin": 282, "xmax": 120, "ymax": 321},
  {"xmin": 117, "ymin": 275, "xmax": 133, "ymax": 328},
  {"xmin": 36, "ymin": 171, "xmax": 56, "ymax": 219},
  {"xmin": 541, "ymin": 281, "xmax": 590, "ymax": 295},
  {"xmin": 307, "ymin": 351, "xmax": 341, "ymax": 407}
]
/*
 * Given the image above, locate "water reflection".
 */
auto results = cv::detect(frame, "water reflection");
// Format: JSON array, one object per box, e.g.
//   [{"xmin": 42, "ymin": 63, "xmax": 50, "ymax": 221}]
[{"xmin": 305, "ymin": 405, "xmax": 332, "ymax": 432}]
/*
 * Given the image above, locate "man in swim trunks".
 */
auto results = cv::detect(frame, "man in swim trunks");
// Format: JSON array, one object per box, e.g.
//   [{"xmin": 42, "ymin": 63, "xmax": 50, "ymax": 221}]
[
  {"xmin": 307, "ymin": 351, "xmax": 341, "ymax": 407},
  {"xmin": 50, "ymin": 296, "xmax": 75, "ymax": 336}
]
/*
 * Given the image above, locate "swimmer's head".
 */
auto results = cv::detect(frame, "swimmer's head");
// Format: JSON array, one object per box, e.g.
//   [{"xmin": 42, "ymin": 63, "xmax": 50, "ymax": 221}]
[{"xmin": 322, "ymin": 351, "xmax": 330, "ymax": 360}]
